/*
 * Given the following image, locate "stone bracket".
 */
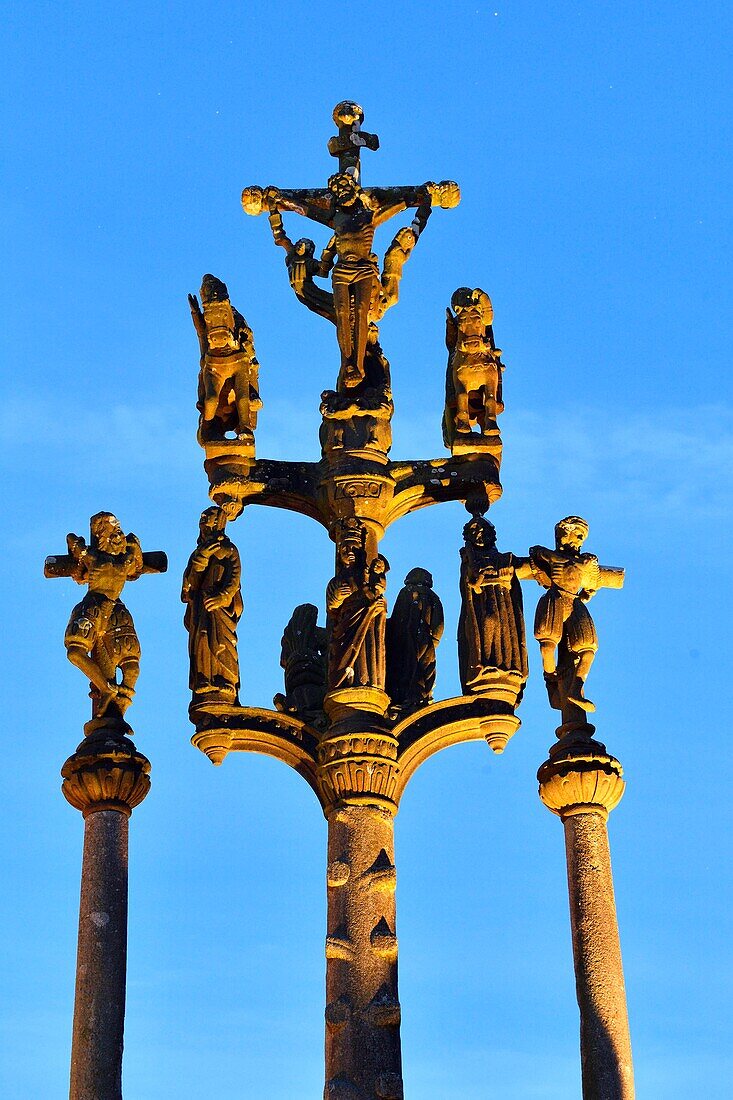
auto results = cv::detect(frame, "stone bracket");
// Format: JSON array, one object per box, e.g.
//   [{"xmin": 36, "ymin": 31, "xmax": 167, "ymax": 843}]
[
  {"xmin": 394, "ymin": 695, "xmax": 520, "ymax": 802},
  {"xmin": 190, "ymin": 693, "xmax": 521, "ymax": 811},
  {"xmin": 203, "ymin": 451, "xmax": 502, "ymax": 532},
  {"xmin": 190, "ymin": 702, "xmax": 321, "ymax": 800}
]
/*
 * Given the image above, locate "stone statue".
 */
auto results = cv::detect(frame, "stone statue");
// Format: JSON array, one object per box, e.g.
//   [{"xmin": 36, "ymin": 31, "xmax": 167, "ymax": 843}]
[
  {"xmin": 327, "ymin": 100, "xmax": 379, "ymax": 178},
  {"xmin": 242, "ymin": 103, "xmax": 459, "ymax": 388},
  {"xmin": 386, "ymin": 568, "xmax": 444, "ymax": 715},
  {"xmin": 268, "ymin": 213, "xmax": 335, "ymax": 323},
  {"xmin": 54, "ymin": 513, "xmax": 160, "ymax": 721},
  {"xmin": 371, "ymin": 205, "xmax": 432, "ymax": 323},
  {"xmin": 181, "ymin": 507, "xmax": 243, "ymax": 703},
  {"xmin": 273, "ymin": 603, "xmax": 327, "ymax": 725},
  {"xmin": 318, "ymin": 332, "xmax": 393, "ymax": 459},
  {"xmin": 189, "ymin": 274, "xmax": 262, "ymax": 443},
  {"xmin": 443, "ymin": 288, "xmax": 504, "ymax": 449},
  {"xmin": 524, "ymin": 516, "xmax": 624, "ymax": 718},
  {"xmin": 458, "ymin": 517, "xmax": 528, "ymax": 698},
  {"xmin": 326, "ymin": 520, "xmax": 389, "ymax": 692},
  {"xmin": 268, "ymin": 203, "xmax": 432, "ymax": 339}
]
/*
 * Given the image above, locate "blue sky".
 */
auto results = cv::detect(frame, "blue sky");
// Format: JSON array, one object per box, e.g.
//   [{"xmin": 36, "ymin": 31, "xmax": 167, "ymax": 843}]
[{"xmin": 2, "ymin": 1, "xmax": 732, "ymax": 1096}]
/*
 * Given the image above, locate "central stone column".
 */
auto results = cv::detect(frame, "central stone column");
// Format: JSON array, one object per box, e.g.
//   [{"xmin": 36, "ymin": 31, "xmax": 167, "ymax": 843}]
[{"xmin": 319, "ymin": 722, "xmax": 402, "ymax": 1100}]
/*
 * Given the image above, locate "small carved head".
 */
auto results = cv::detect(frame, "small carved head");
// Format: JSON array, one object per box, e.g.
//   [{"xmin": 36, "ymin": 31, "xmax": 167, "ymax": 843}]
[
  {"xmin": 333, "ymin": 100, "xmax": 364, "ymax": 129},
  {"xmin": 200, "ymin": 275, "xmax": 236, "ymax": 349},
  {"xmin": 328, "ymin": 171, "xmax": 360, "ymax": 206},
  {"xmin": 451, "ymin": 287, "xmax": 493, "ymax": 324},
  {"xmin": 200, "ymin": 274, "xmax": 229, "ymax": 305},
  {"xmin": 294, "ymin": 238, "xmax": 316, "ymax": 258},
  {"xmin": 464, "ymin": 516, "xmax": 497, "ymax": 550},
  {"xmin": 336, "ymin": 518, "xmax": 363, "ymax": 566},
  {"xmin": 241, "ymin": 185, "xmax": 265, "ymax": 216},
  {"xmin": 199, "ymin": 506, "xmax": 227, "ymax": 540},
  {"xmin": 371, "ymin": 554, "xmax": 389, "ymax": 579},
  {"xmin": 404, "ymin": 567, "xmax": 433, "ymax": 590},
  {"xmin": 555, "ymin": 516, "xmax": 589, "ymax": 551},
  {"xmin": 90, "ymin": 512, "xmax": 126, "ymax": 555}
]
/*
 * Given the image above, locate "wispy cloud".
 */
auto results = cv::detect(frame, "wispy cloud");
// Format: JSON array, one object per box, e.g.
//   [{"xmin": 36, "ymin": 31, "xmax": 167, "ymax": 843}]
[
  {"xmin": 4, "ymin": 395, "xmax": 731, "ymax": 521},
  {"xmin": 507, "ymin": 403, "xmax": 733, "ymax": 519},
  {"xmin": 393, "ymin": 401, "xmax": 733, "ymax": 522}
]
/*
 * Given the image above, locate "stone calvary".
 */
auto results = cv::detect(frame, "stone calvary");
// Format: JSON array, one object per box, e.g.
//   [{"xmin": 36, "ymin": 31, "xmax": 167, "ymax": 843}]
[{"xmin": 46, "ymin": 102, "xmax": 634, "ymax": 1100}]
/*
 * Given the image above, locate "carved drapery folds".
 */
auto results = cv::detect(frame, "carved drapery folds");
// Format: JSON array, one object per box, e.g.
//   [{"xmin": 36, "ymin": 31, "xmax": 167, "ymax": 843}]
[
  {"xmin": 325, "ymin": 519, "xmax": 389, "ymax": 722},
  {"xmin": 181, "ymin": 507, "xmax": 243, "ymax": 706},
  {"xmin": 274, "ymin": 603, "xmax": 327, "ymax": 727},
  {"xmin": 458, "ymin": 516, "xmax": 528, "ymax": 711},
  {"xmin": 386, "ymin": 568, "xmax": 444, "ymax": 717}
]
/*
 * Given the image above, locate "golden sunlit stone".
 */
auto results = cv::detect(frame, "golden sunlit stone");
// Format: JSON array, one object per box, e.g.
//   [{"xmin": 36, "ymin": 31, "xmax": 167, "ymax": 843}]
[
  {"xmin": 46, "ymin": 513, "xmax": 167, "ymax": 1100},
  {"xmin": 179, "ymin": 103, "xmax": 635, "ymax": 1098}
]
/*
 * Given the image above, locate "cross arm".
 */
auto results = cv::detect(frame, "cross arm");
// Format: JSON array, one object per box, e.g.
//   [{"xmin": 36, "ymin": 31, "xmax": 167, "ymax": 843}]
[
  {"xmin": 597, "ymin": 566, "xmax": 625, "ymax": 589},
  {"xmin": 44, "ymin": 550, "xmax": 168, "ymax": 579},
  {"xmin": 368, "ymin": 181, "xmax": 461, "ymax": 226},
  {"xmin": 242, "ymin": 186, "xmax": 333, "ymax": 225}
]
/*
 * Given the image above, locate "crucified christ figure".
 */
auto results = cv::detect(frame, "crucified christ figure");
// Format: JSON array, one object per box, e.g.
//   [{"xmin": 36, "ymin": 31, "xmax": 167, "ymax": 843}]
[{"xmin": 242, "ymin": 108, "xmax": 459, "ymax": 388}]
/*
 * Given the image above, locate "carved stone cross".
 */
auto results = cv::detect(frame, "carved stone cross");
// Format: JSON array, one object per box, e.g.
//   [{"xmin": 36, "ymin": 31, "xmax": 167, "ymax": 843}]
[{"xmin": 327, "ymin": 100, "xmax": 380, "ymax": 178}]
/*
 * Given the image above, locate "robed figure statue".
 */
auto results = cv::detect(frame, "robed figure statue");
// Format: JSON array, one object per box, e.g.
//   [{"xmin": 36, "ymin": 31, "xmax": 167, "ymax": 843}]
[
  {"xmin": 326, "ymin": 521, "xmax": 389, "ymax": 692},
  {"xmin": 458, "ymin": 517, "xmax": 528, "ymax": 696},
  {"xmin": 181, "ymin": 507, "xmax": 243, "ymax": 703},
  {"xmin": 386, "ymin": 568, "xmax": 444, "ymax": 714}
]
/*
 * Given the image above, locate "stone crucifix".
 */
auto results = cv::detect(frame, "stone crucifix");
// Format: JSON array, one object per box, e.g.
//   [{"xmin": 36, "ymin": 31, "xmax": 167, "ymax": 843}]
[
  {"xmin": 517, "ymin": 515, "xmax": 624, "ymax": 733},
  {"xmin": 189, "ymin": 103, "xmax": 636, "ymax": 1098},
  {"xmin": 241, "ymin": 102, "xmax": 460, "ymax": 389}
]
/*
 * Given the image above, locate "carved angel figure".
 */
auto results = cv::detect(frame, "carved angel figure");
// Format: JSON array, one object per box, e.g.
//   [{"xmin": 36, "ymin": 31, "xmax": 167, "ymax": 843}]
[
  {"xmin": 189, "ymin": 274, "xmax": 262, "ymax": 443},
  {"xmin": 458, "ymin": 517, "xmax": 528, "ymax": 695},
  {"xmin": 386, "ymin": 568, "xmax": 444, "ymax": 714},
  {"xmin": 63, "ymin": 513, "xmax": 144, "ymax": 719},
  {"xmin": 443, "ymin": 287, "xmax": 504, "ymax": 447},
  {"xmin": 181, "ymin": 507, "xmax": 243, "ymax": 703}
]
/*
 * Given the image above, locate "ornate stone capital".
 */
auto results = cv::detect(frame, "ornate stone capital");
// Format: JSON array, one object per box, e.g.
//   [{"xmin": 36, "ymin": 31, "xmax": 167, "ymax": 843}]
[
  {"xmin": 61, "ymin": 731, "xmax": 151, "ymax": 817},
  {"xmin": 317, "ymin": 725, "xmax": 399, "ymax": 813},
  {"xmin": 537, "ymin": 748, "xmax": 625, "ymax": 822}
]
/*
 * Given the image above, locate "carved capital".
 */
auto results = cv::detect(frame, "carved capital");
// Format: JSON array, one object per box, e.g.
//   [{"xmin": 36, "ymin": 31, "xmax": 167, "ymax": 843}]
[
  {"xmin": 317, "ymin": 727, "xmax": 399, "ymax": 812},
  {"xmin": 61, "ymin": 732, "xmax": 151, "ymax": 817},
  {"xmin": 537, "ymin": 749, "xmax": 625, "ymax": 822}
]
